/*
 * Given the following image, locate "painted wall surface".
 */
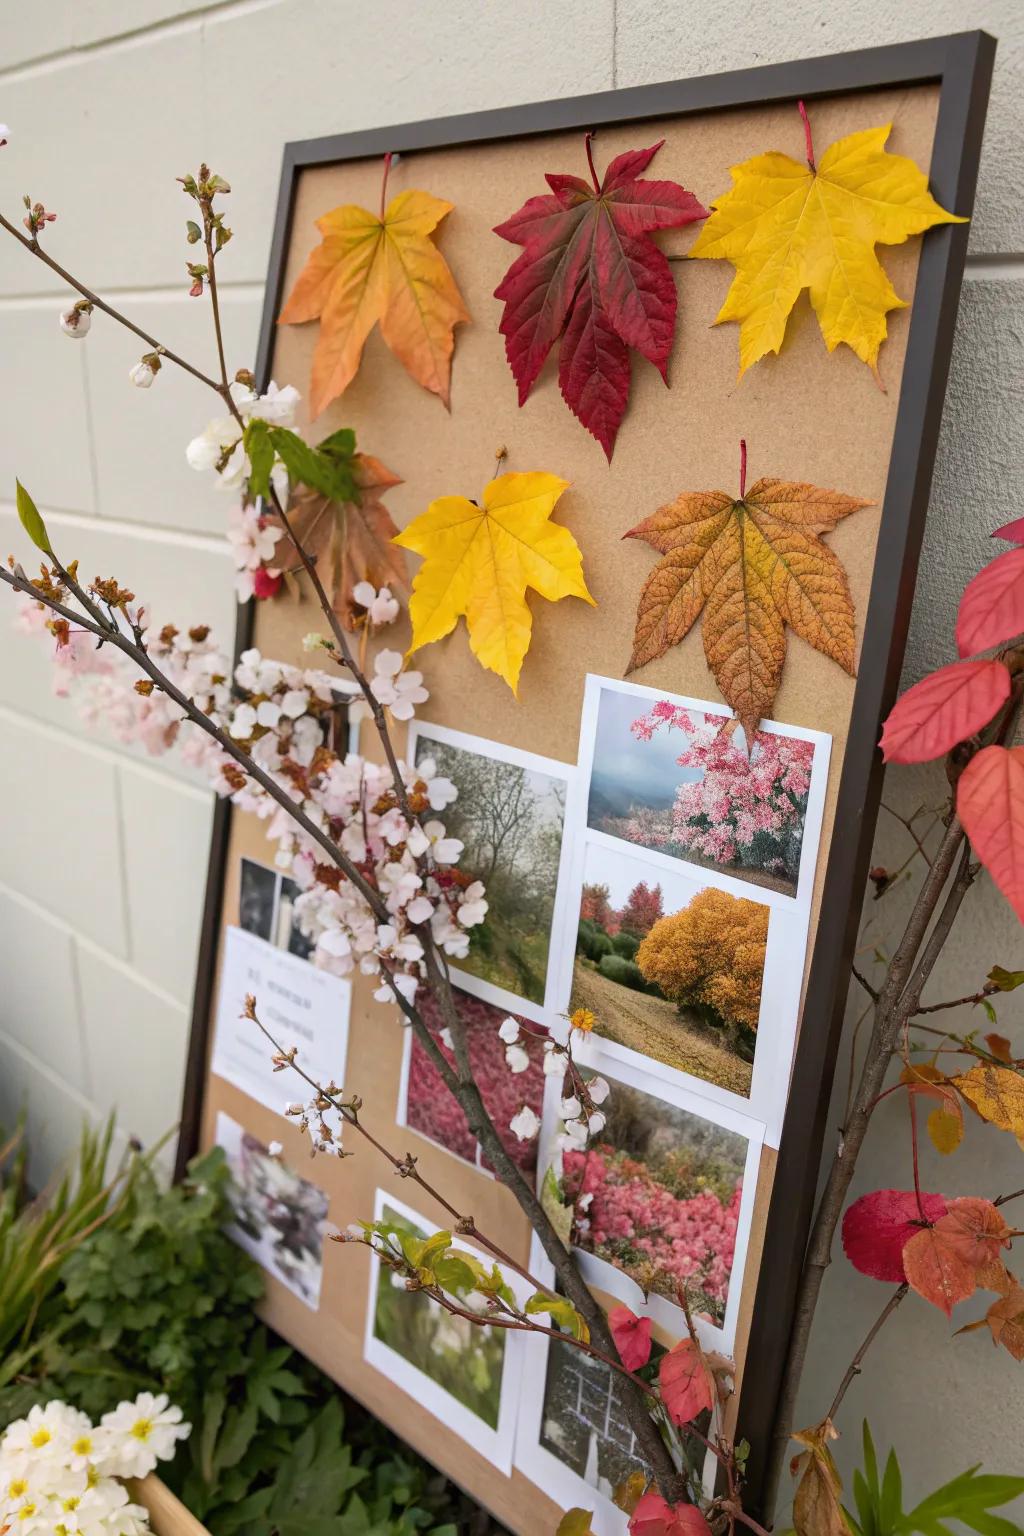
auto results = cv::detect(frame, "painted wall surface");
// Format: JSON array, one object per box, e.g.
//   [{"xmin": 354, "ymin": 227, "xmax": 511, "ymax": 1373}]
[{"xmin": 0, "ymin": 0, "xmax": 1021, "ymax": 1508}]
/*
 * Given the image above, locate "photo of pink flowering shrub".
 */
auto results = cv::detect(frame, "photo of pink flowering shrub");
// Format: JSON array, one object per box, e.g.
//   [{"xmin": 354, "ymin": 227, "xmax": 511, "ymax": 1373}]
[
  {"xmin": 587, "ymin": 685, "xmax": 815, "ymax": 897},
  {"xmin": 404, "ymin": 989, "xmax": 547, "ymax": 1174},
  {"xmin": 543, "ymin": 1073, "xmax": 746, "ymax": 1325}
]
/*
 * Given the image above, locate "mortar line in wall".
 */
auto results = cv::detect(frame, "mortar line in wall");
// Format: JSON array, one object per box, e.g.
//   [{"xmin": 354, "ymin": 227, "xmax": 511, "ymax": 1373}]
[
  {"xmin": 963, "ymin": 253, "xmax": 1024, "ymax": 281},
  {"xmin": 0, "ymin": 498, "xmax": 233, "ymax": 553},
  {"xmin": 0, "ymin": 875, "xmax": 189, "ymax": 1016},
  {"xmin": 0, "ymin": 0, "xmax": 281, "ymax": 84},
  {"xmin": 0, "ymin": 281, "xmax": 264, "ymax": 310},
  {"xmin": 79, "ymin": 339, "xmax": 103, "ymax": 517},
  {"xmin": 0, "ymin": 1024, "xmax": 96, "ymax": 1116},
  {"xmin": 0, "ymin": 698, "xmax": 214, "ymax": 792},
  {"xmin": 110, "ymin": 768, "xmax": 136, "ymax": 975},
  {"xmin": 67, "ymin": 932, "xmax": 95, "ymax": 1103}
]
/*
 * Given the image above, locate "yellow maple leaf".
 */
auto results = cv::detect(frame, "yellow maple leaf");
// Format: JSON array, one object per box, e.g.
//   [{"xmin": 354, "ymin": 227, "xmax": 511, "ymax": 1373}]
[
  {"xmin": 394, "ymin": 471, "xmax": 594, "ymax": 694},
  {"xmin": 279, "ymin": 173, "xmax": 470, "ymax": 418},
  {"xmin": 690, "ymin": 114, "xmax": 966, "ymax": 378},
  {"xmin": 625, "ymin": 457, "xmax": 871, "ymax": 739}
]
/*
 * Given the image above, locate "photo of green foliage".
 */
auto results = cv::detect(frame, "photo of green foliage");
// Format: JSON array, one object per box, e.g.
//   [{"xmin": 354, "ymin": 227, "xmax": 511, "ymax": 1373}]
[
  {"xmin": 416, "ymin": 734, "xmax": 567, "ymax": 1007},
  {"xmin": 372, "ymin": 1204, "xmax": 506, "ymax": 1429}
]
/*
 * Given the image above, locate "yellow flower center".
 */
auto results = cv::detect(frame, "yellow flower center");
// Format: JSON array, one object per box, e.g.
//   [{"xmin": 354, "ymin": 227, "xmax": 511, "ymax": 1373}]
[
  {"xmin": 131, "ymin": 1417, "xmax": 154, "ymax": 1441},
  {"xmin": 7, "ymin": 1479, "xmax": 27, "ymax": 1498},
  {"xmin": 30, "ymin": 1427, "xmax": 51, "ymax": 1448},
  {"xmin": 63, "ymin": 1495, "xmax": 81, "ymax": 1511},
  {"xmin": 87, "ymin": 1466, "xmax": 99, "ymax": 1488},
  {"xmin": 72, "ymin": 1435, "xmax": 92, "ymax": 1456},
  {"xmin": 569, "ymin": 1007, "xmax": 595, "ymax": 1033}
]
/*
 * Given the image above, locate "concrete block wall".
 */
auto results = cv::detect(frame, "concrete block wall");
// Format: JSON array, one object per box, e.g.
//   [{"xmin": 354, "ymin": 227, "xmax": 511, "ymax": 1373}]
[{"xmin": 0, "ymin": 0, "xmax": 1021, "ymax": 1505}]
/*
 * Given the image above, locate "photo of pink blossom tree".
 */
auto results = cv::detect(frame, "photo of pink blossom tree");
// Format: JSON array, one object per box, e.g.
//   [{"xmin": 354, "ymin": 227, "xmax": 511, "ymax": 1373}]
[
  {"xmin": 542, "ymin": 1071, "xmax": 746, "ymax": 1325},
  {"xmin": 587, "ymin": 686, "xmax": 815, "ymax": 897}
]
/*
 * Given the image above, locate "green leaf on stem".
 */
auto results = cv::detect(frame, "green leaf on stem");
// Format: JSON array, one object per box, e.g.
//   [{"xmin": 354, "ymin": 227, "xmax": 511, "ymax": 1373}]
[
  {"xmin": 525, "ymin": 1291, "xmax": 590, "ymax": 1342},
  {"xmin": 244, "ymin": 421, "xmax": 276, "ymax": 501},
  {"xmin": 846, "ymin": 1423, "xmax": 1024, "ymax": 1536},
  {"xmin": 15, "ymin": 479, "xmax": 52, "ymax": 555},
  {"xmin": 989, "ymin": 966, "xmax": 1024, "ymax": 993}
]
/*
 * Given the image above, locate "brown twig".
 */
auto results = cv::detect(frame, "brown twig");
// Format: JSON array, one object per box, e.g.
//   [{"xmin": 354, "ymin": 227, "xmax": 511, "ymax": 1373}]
[{"xmin": 825, "ymin": 1284, "xmax": 909, "ymax": 1423}]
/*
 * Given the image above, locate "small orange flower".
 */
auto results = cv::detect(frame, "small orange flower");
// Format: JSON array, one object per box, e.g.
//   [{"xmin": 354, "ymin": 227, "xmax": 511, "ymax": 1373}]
[{"xmin": 569, "ymin": 1007, "xmax": 596, "ymax": 1034}]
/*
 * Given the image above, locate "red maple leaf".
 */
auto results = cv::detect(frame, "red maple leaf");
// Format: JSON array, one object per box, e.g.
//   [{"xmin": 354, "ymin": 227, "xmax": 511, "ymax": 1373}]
[{"xmin": 493, "ymin": 136, "xmax": 707, "ymax": 459}]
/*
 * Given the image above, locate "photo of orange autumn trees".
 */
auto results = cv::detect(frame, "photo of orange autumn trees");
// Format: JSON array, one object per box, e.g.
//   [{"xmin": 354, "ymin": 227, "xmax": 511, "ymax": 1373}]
[{"xmin": 572, "ymin": 844, "xmax": 769, "ymax": 1097}]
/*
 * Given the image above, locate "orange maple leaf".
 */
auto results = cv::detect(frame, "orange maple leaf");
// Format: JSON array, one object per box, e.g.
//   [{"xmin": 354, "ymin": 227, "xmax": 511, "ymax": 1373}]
[
  {"xmin": 624, "ymin": 445, "xmax": 870, "ymax": 738},
  {"xmin": 279, "ymin": 156, "xmax": 469, "ymax": 417}
]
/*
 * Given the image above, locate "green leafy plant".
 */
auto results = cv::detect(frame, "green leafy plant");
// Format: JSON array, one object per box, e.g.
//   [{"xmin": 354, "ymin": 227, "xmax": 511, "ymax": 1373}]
[
  {"xmin": 846, "ymin": 1423, "xmax": 1024, "ymax": 1536},
  {"xmin": 0, "ymin": 1116, "xmax": 129, "ymax": 1399}
]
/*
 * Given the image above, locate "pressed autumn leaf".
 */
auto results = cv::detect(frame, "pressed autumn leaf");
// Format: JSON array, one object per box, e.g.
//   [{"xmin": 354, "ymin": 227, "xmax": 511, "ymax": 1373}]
[
  {"xmin": 956, "ymin": 546, "xmax": 1024, "ymax": 657},
  {"xmin": 841, "ymin": 1189, "xmax": 947, "ymax": 1282},
  {"xmin": 279, "ymin": 155, "xmax": 469, "ymax": 417},
  {"xmin": 791, "ymin": 1421, "xmax": 851, "ymax": 1536},
  {"xmin": 625, "ymin": 447, "xmax": 870, "ymax": 738},
  {"xmin": 609, "ymin": 1305, "xmax": 653, "ymax": 1372},
  {"xmin": 985, "ymin": 1031, "xmax": 1014, "ymax": 1062},
  {"xmin": 394, "ymin": 470, "xmax": 594, "ymax": 694},
  {"xmin": 954, "ymin": 1060, "xmax": 1024, "ymax": 1136},
  {"xmin": 493, "ymin": 135, "xmax": 707, "ymax": 459},
  {"xmin": 658, "ymin": 1338, "xmax": 713, "ymax": 1426},
  {"xmin": 879, "ymin": 659, "xmax": 1012, "ymax": 765},
  {"xmin": 927, "ymin": 1104, "xmax": 964, "ymax": 1155},
  {"xmin": 629, "ymin": 1492, "xmax": 712, "ymax": 1536},
  {"xmin": 957, "ymin": 746, "xmax": 1024, "ymax": 923},
  {"xmin": 288, "ymin": 452, "xmax": 405, "ymax": 630},
  {"xmin": 690, "ymin": 102, "xmax": 965, "ymax": 379}
]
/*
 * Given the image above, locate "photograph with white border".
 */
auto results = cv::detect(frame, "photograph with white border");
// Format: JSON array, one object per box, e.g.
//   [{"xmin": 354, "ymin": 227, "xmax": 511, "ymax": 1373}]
[
  {"xmin": 556, "ymin": 836, "xmax": 806, "ymax": 1138},
  {"xmin": 408, "ymin": 719, "xmax": 579, "ymax": 1026},
  {"xmin": 515, "ymin": 1238, "xmax": 715, "ymax": 1536},
  {"xmin": 211, "ymin": 925, "xmax": 351, "ymax": 1121},
  {"xmin": 395, "ymin": 989, "xmax": 547, "ymax": 1180},
  {"xmin": 216, "ymin": 1111, "xmax": 331, "ymax": 1310},
  {"xmin": 536, "ymin": 1053, "xmax": 764, "ymax": 1354},
  {"xmin": 578, "ymin": 674, "xmax": 830, "ymax": 906},
  {"xmin": 363, "ymin": 1187, "xmax": 527, "ymax": 1475}
]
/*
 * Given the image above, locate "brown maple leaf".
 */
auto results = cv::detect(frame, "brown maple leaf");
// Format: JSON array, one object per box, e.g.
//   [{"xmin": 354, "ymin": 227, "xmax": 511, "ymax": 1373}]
[
  {"xmin": 624, "ymin": 448, "xmax": 870, "ymax": 737},
  {"xmin": 286, "ymin": 453, "xmax": 406, "ymax": 630}
]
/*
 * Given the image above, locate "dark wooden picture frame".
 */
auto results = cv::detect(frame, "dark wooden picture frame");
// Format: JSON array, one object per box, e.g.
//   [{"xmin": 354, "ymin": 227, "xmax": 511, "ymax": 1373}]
[{"xmin": 178, "ymin": 30, "xmax": 994, "ymax": 1516}]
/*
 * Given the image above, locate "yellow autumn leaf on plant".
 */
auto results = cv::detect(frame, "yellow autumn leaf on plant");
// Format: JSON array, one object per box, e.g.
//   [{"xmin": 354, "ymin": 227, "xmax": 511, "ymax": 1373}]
[
  {"xmin": 279, "ymin": 157, "xmax": 469, "ymax": 417},
  {"xmin": 954, "ymin": 1062, "xmax": 1024, "ymax": 1137},
  {"xmin": 394, "ymin": 471, "xmax": 594, "ymax": 694},
  {"xmin": 690, "ymin": 108, "xmax": 966, "ymax": 378}
]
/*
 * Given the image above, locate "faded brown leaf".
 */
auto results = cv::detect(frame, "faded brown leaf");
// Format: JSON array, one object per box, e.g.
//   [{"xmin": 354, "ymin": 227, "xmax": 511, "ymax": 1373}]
[{"xmin": 287, "ymin": 452, "xmax": 405, "ymax": 630}]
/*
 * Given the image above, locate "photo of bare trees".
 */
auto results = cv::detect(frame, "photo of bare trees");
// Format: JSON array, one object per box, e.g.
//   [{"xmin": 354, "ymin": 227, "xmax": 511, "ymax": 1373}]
[{"xmin": 415, "ymin": 730, "xmax": 569, "ymax": 1010}]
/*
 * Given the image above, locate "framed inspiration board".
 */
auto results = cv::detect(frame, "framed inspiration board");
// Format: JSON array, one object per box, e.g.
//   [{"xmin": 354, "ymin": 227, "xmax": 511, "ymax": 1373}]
[{"xmin": 178, "ymin": 32, "xmax": 993, "ymax": 1531}]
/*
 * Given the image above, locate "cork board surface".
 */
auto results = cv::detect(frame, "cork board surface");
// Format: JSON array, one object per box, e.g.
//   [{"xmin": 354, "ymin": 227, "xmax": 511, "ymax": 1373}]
[{"xmin": 199, "ymin": 80, "xmax": 942, "ymax": 1534}]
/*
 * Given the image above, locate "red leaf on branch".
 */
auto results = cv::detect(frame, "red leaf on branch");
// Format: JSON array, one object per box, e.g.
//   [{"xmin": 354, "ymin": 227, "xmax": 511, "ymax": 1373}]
[
  {"xmin": 957, "ymin": 745, "xmax": 1024, "ymax": 923},
  {"xmin": 879, "ymin": 659, "xmax": 1011, "ymax": 764},
  {"xmin": 609, "ymin": 1305, "xmax": 653, "ymax": 1371},
  {"xmin": 933, "ymin": 1197, "xmax": 1012, "ymax": 1270},
  {"xmin": 493, "ymin": 138, "xmax": 707, "ymax": 459},
  {"xmin": 841, "ymin": 1189, "xmax": 948, "ymax": 1282},
  {"xmin": 658, "ymin": 1338, "xmax": 713, "ymax": 1425},
  {"xmin": 956, "ymin": 546, "xmax": 1024, "ymax": 657},
  {"xmin": 993, "ymin": 517, "xmax": 1024, "ymax": 545},
  {"xmin": 629, "ymin": 1492, "xmax": 712, "ymax": 1536},
  {"xmin": 901, "ymin": 1223, "xmax": 977, "ymax": 1316}
]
